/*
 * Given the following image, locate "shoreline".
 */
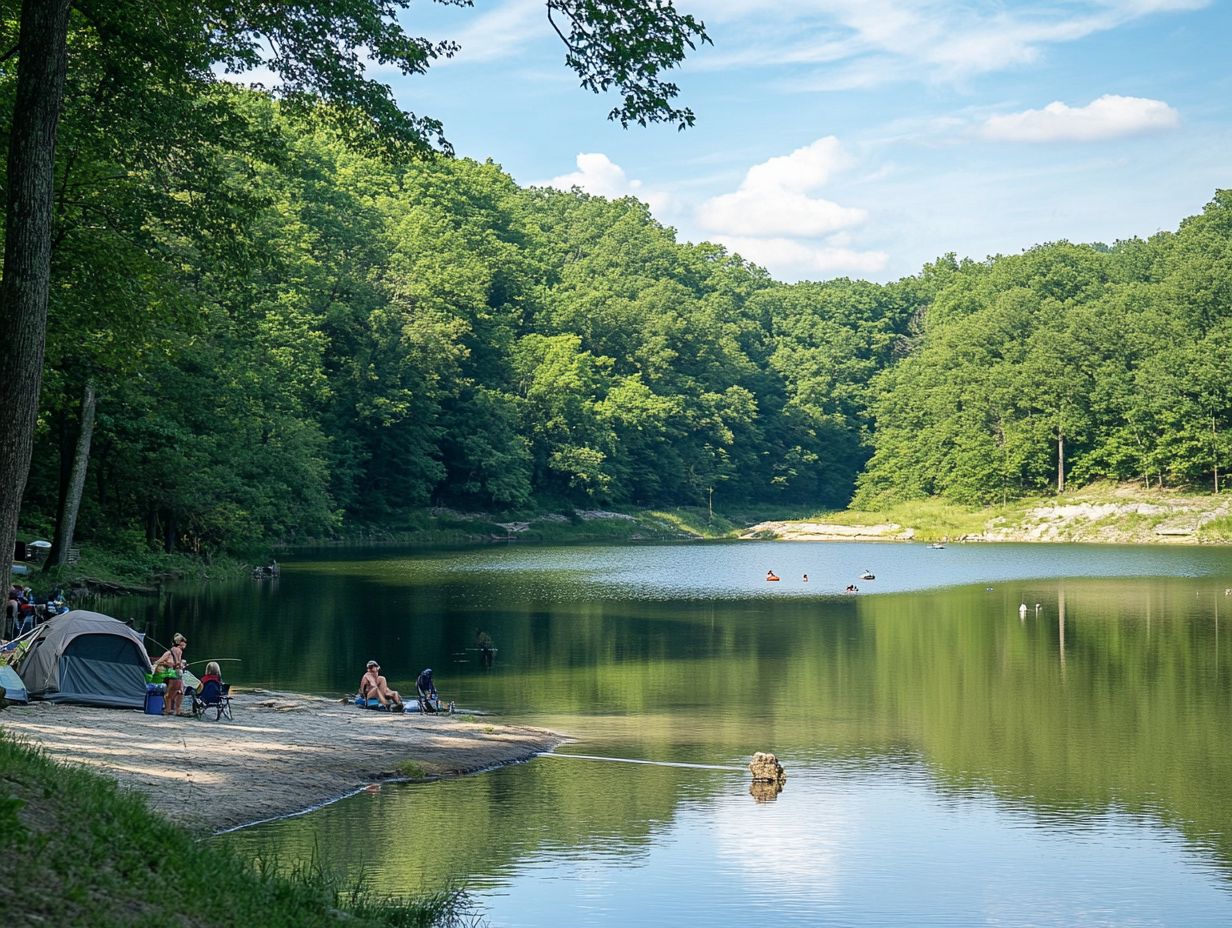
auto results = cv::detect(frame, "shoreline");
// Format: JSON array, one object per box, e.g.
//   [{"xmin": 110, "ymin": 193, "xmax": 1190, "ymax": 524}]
[
  {"xmin": 743, "ymin": 490, "xmax": 1232, "ymax": 546},
  {"xmin": 0, "ymin": 690, "xmax": 564, "ymax": 833}
]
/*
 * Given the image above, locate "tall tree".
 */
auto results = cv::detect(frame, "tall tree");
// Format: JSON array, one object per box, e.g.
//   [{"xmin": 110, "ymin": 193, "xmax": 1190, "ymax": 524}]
[
  {"xmin": 0, "ymin": 0, "xmax": 708, "ymax": 590},
  {"xmin": 0, "ymin": 0, "xmax": 72, "ymax": 589}
]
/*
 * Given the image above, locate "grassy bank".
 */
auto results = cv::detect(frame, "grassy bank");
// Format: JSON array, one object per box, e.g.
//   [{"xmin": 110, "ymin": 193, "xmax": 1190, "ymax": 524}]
[
  {"xmin": 780, "ymin": 483, "xmax": 1232, "ymax": 545},
  {"xmin": 14, "ymin": 507, "xmax": 733, "ymax": 599},
  {"xmin": 0, "ymin": 730, "xmax": 472, "ymax": 928},
  {"xmin": 12, "ymin": 547, "xmax": 252, "ymax": 601},
  {"xmin": 302, "ymin": 505, "xmax": 740, "ymax": 548}
]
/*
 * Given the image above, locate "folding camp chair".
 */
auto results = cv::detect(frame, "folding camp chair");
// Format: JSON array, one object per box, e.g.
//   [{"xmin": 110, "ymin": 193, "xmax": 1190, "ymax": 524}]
[{"xmin": 192, "ymin": 678, "xmax": 233, "ymax": 721}]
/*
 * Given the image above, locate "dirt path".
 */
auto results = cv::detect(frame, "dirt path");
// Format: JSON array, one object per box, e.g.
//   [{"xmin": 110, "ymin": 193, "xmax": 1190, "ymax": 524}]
[{"xmin": 0, "ymin": 690, "xmax": 564, "ymax": 833}]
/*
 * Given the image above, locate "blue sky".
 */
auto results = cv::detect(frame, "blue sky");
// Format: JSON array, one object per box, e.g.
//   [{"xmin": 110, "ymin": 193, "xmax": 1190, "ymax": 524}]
[{"xmin": 377, "ymin": 1, "xmax": 1231, "ymax": 283}]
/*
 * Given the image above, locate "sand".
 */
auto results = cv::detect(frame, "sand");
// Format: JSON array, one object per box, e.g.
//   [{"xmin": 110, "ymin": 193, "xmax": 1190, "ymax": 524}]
[{"xmin": 0, "ymin": 690, "xmax": 563, "ymax": 833}]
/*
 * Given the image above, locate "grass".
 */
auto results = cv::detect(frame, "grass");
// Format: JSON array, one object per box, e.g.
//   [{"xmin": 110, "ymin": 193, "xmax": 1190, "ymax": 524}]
[
  {"xmin": 640, "ymin": 507, "xmax": 740, "ymax": 539},
  {"xmin": 805, "ymin": 498, "xmax": 1009, "ymax": 541},
  {"xmin": 0, "ymin": 731, "xmax": 475, "ymax": 927},
  {"xmin": 1198, "ymin": 515, "xmax": 1232, "ymax": 543},
  {"xmin": 19, "ymin": 541, "xmax": 251, "ymax": 595},
  {"xmin": 811, "ymin": 483, "xmax": 1232, "ymax": 544},
  {"xmin": 396, "ymin": 760, "xmax": 428, "ymax": 779}
]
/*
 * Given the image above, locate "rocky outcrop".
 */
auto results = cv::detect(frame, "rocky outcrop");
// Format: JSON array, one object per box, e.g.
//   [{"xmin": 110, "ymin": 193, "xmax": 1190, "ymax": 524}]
[
  {"xmin": 742, "ymin": 521, "xmax": 913, "ymax": 541},
  {"xmin": 746, "ymin": 492, "xmax": 1231, "ymax": 546}
]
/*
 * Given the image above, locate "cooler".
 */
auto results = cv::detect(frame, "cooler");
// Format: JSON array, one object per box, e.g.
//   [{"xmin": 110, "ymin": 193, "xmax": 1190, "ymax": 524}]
[{"xmin": 144, "ymin": 683, "xmax": 166, "ymax": 716}]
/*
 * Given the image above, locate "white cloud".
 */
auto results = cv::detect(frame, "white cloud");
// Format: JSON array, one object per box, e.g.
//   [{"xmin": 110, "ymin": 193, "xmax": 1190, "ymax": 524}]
[
  {"xmin": 431, "ymin": 0, "xmax": 545, "ymax": 66},
  {"xmin": 541, "ymin": 153, "xmax": 675, "ymax": 213},
  {"xmin": 713, "ymin": 235, "xmax": 889, "ymax": 277},
  {"xmin": 692, "ymin": 137, "xmax": 886, "ymax": 278},
  {"xmin": 690, "ymin": 1, "xmax": 1211, "ymax": 89},
  {"xmin": 696, "ymin": 137, "xmax": 865, "ymax": 237},
  {"xmin": 982, "ymin": 94, "xmax": 1181, "ymax": 142}
]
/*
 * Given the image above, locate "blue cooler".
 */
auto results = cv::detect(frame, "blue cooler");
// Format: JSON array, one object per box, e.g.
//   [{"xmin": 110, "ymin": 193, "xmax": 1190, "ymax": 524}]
[{"xmin": 144, "ymin": 683, "xmax": 166, "ymax": 715}]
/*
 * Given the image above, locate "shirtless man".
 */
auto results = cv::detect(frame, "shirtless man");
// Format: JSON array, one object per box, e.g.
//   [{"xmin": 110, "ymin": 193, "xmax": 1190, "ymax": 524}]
[{"xmin": 360, "ymin": 660, "xmax": 402, "ymax": 708}]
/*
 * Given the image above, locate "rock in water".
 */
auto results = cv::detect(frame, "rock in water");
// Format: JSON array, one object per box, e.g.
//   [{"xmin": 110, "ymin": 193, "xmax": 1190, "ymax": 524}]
[
  {"xmin": 748, "ymin": 751, "xmax": 786, "ymax": 784},
  {"xmin": 749, "ymin": 779, "xmax": 783, "ymax": 802}
]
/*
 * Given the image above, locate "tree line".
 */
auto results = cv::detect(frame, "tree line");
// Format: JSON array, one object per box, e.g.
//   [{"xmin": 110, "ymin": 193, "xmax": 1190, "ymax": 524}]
[
  {"xmin": 9, "ymin": 81, "xmax": 1232, "ymax": 560},
  {"xmin": 19, "ymin": 90, "xmax": 926, "ymax": 557},
  {"xmin": 854, "ymin": 201, "xmax": 1232, "ymax": 507}
]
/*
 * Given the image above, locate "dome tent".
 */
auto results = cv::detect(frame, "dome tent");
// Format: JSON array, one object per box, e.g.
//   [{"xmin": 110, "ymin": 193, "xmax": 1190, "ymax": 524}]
[{"xmin": 16, "ymin": 610, "xmax": 152, "ymax": 708}]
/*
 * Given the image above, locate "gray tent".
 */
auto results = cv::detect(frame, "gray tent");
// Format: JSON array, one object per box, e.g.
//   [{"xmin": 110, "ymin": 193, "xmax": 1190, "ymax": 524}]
[
  {"xmin": 1, "ymin": 662, "xmax": 27, "ymax": 703},
  {"xmin": 17, "ymin": 610, "xmax": 151, "ymax": 708}
]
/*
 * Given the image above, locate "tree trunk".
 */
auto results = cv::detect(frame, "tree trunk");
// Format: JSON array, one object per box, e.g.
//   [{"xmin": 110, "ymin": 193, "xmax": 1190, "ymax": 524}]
[
  {"xmin": 1056, "ymin": 430, "xmax": 1065, "ymax": 494},
  {"xmin": 47, "ymin": 378, "xmax": 96, "ymax": 570},
  {"xmin": 1214, "ymin": 414, "xmax": 1220, "ymax": 495},
  {"xmin": 0, "ymin": 0, "xmax": 72, "ymax": 594}
]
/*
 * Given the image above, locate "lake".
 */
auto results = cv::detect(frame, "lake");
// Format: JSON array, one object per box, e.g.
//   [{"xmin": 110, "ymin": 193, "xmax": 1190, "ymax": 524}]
[{"xmin": 101, "ymin": 541, "xmax": 1232, "ymax": 926}]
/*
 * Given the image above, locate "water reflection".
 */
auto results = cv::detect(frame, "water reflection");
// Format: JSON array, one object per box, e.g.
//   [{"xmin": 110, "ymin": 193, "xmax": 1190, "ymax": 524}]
[{"xmin": 90, "ymin": 541, "xmax": 1232, "ymax": 925}]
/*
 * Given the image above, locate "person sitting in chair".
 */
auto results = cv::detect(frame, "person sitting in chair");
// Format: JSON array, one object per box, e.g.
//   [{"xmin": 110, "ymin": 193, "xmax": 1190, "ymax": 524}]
[
  {"xmin": 360, "ymin": 660, "xmax": 402, "ymax": 709},
  {"xmin": 199, "ymin": 660, "xmax": 223, "ymax": 689},
  {"xmin": 195, "ymin": 660, "xmax": 233, "ymax": 720},
  {"xmin": 416, "ymin": 667, "xmax": 439, "ymax": 712}
]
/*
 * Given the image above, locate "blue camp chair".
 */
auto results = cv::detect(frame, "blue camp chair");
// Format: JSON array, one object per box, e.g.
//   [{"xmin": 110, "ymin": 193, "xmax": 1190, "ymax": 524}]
[{"xmin": 192, "ymin": 678, "xmax": 232, "ymax": 721}]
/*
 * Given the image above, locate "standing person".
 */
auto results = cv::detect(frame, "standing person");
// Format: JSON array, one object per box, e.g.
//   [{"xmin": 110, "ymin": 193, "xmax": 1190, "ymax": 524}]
[
  {"xmin": 360, "ymin": 660, "xmax": 402, "ymax": 709},
  {"xmin": 154, "ymin": 633, "xmax": 187, "ymax": 717},
  {"xmin": 6, "ymin": 584, "xmax": 23, "ymax": 637}
]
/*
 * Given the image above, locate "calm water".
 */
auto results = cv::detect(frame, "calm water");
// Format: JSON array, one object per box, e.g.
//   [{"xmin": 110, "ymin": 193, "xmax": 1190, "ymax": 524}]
[{"xmin": 102, "ymin": 541, "xmax": 1232, "ymax": 926}]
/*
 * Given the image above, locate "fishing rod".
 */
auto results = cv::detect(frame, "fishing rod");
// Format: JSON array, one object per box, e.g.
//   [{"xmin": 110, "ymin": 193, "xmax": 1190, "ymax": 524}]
[{"xmin": 185, "ymin": 658, "xmax": 243, "ymax": 667}]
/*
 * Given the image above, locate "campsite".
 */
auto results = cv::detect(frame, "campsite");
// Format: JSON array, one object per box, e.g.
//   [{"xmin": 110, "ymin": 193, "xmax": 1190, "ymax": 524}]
[
  {"xmin": 1, "ymin": 691, "xmax": 559, "ymax": 832},
  {"xmin": 4, "ymin": 611, "xmax": 151, "ymax": 709},
  {"xmin": 1, "ymin": 608, "xmax": 558, "ymax": 833}
]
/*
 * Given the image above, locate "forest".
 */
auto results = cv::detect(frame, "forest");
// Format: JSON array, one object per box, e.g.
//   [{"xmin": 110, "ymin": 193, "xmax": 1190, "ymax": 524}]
[{"xmin": 9, "ymin": 78, "xmax": 1232, "ymax": 559}]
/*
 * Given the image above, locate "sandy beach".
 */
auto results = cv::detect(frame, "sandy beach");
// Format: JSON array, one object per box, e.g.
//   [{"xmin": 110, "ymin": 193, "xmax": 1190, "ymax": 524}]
[{"xmin": 0, "ymin": 691, "xmax": 563, "ymax": 833}]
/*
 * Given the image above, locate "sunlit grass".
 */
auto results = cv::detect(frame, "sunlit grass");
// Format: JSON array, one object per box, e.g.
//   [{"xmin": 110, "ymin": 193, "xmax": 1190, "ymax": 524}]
[
  {"xmin": 793, "ymin": 483, "xmax": 1232, "ymax": 544},
  {"xmin": 641, "ymin": 507, "xmax": 739, "ymax": 538},
  {"xmin": 806, "ymin": 498, "xmax": 1005, "ymax": 541},
  {"xmin": 1198, "ymin": 515, "xmax": 1232, "ymax": 543}
]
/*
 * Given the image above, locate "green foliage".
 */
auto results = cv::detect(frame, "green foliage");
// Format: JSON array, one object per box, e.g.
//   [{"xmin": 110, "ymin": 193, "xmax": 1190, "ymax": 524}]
[
  {"xmin": 397, "ymin": 761, "xmax": 428, "ymax": 779},
  {"xmin": 1197, "ymin": 514, "xmax": 1232, "ymax": 543},
  {"xmin": 857, "ymin": 204, "xmax": 1232, "ymax": 505},
  {"xmin": 13, "ymin": 53, "xmax": 1232, "ymax": 556},
  {"xmin": 0, "ymin": 732, "xmax": 470, "ymax": 926},
  {"xmin": 546, "ymin": 0, "xmax": 711, "ymax": 129}
]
